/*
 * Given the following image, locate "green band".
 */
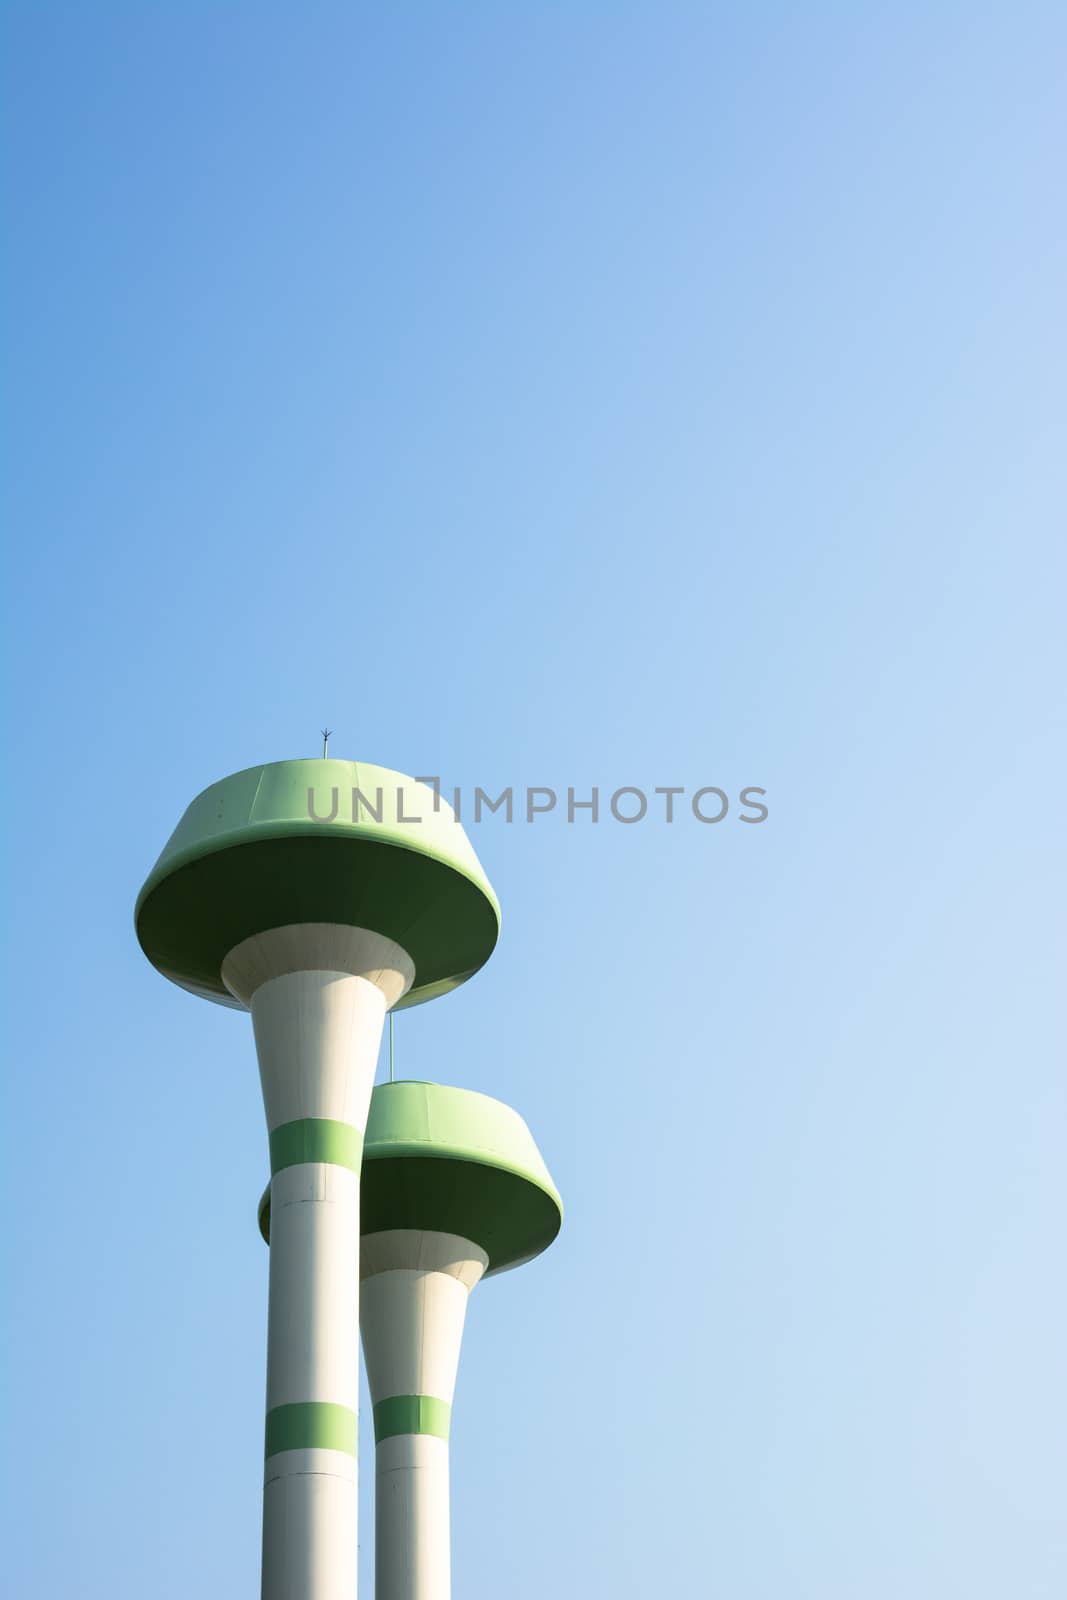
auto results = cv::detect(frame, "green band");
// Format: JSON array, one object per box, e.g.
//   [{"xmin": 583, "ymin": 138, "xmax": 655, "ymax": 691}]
[
  {"xmin": 269, "ymin": 1118, "xmax": 363, "ymax": 1176},
  {"xmin": 265, "ymin": 1401, "xmax": 358, "ymax": 1458},
  {"xmin": 373, "ymin": 1394, "xmax": 451, "ymax": 1444}
]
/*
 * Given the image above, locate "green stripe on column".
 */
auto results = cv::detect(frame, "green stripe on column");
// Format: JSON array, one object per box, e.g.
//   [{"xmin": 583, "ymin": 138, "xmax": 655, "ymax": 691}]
[
  {"xmin": 373, "ymin": 1395, "xmax": 452, "ymax": 1443},
  {"xmin": 265, "ymin": 1401, "xmax": 359, "ymax": 1458},
  {"xmin": 269, "ymin": 1118, "xmax": 363, "ymax": 1175}
]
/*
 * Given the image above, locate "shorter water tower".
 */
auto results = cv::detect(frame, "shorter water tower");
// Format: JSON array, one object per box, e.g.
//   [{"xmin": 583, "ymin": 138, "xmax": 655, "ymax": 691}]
[{"xmin": 259, "ymin": 1080, "xmax": 562, "ymax": 1600}]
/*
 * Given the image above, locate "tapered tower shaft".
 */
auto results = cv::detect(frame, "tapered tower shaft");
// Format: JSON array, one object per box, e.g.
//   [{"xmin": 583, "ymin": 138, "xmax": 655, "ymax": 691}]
[
  {"xmin": 360, "ymin": 1231, "xmax": 487, "ymax": 1600},
  {"xmin": 226, "ymin": 926, "xmax": 414, "ymax": 1600}
]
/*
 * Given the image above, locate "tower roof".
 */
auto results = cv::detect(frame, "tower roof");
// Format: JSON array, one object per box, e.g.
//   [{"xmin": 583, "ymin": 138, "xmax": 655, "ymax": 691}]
[
  {"xmin": 135, "ymin": 759, "xmax": 500, "ymax": 1010},
  {"xmin": 258, "ymin": 1081, "xmax": 563, "ymax": 1276}
]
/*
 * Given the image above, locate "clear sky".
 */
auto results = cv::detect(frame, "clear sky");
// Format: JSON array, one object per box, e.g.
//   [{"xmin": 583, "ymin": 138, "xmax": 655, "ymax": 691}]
[{"xmin": 2, "ymin": 5, "xmax": 1065, "ymax": 1596}]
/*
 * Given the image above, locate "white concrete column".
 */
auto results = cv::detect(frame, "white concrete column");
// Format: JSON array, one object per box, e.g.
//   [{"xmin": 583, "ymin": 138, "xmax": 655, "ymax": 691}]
[
  {"xmin": 223, "ymin": 925, "xmax": 415, "ymax": 1600},
  {"xmin": 360, "ymin": 1229, "xmax": 489, "ymax": 1600}
]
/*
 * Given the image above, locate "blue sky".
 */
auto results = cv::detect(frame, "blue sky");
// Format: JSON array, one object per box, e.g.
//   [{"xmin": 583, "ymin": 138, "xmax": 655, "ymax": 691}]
[{"xmin": 3, "ymin": 4, "xmax": 1065, "ymax": 1595}]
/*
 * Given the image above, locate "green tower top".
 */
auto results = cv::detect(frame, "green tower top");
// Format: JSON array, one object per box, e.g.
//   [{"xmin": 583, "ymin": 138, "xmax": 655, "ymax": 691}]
[
  {"xmin": 259, "ymin": 1081, "xmax": 563, "ymax": 1276},
  {"xmin": 135, "ymin": 759, "xmax": 500, "ymax": 1010}
]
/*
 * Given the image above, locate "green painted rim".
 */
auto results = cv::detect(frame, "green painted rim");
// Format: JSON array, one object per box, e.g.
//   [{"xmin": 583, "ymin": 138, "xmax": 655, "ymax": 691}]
[
  {"xmin": 259, "ymin": 1081, "xmax": 562, "ymax": 1276},
  {"xmin": 373, "ymin": 1395, "xmax": 451, "ymax": 1444},
  {"xmin": 135, "ymin": 760, "xmax": 500, "ymax": 1010},
  {"xmin": 264, "ymin": 1401, "xmax": 358, "ymax": 1459}
]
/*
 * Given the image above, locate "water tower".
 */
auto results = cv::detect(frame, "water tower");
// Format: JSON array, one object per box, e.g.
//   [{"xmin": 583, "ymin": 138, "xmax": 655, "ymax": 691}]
[
  {"xmin": 259, "ymin": 1079, "xmax": 562, "ymax": 1600},
  {"xmin": 136, "ymin": 759, "xmax": 499, "ymax": 1600}
]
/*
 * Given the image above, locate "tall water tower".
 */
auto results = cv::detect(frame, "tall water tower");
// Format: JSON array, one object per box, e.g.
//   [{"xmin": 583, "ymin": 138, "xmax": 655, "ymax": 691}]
[{"xmin": 136, "ymin": 759, "xmax": 499, "ymax": 1600}]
